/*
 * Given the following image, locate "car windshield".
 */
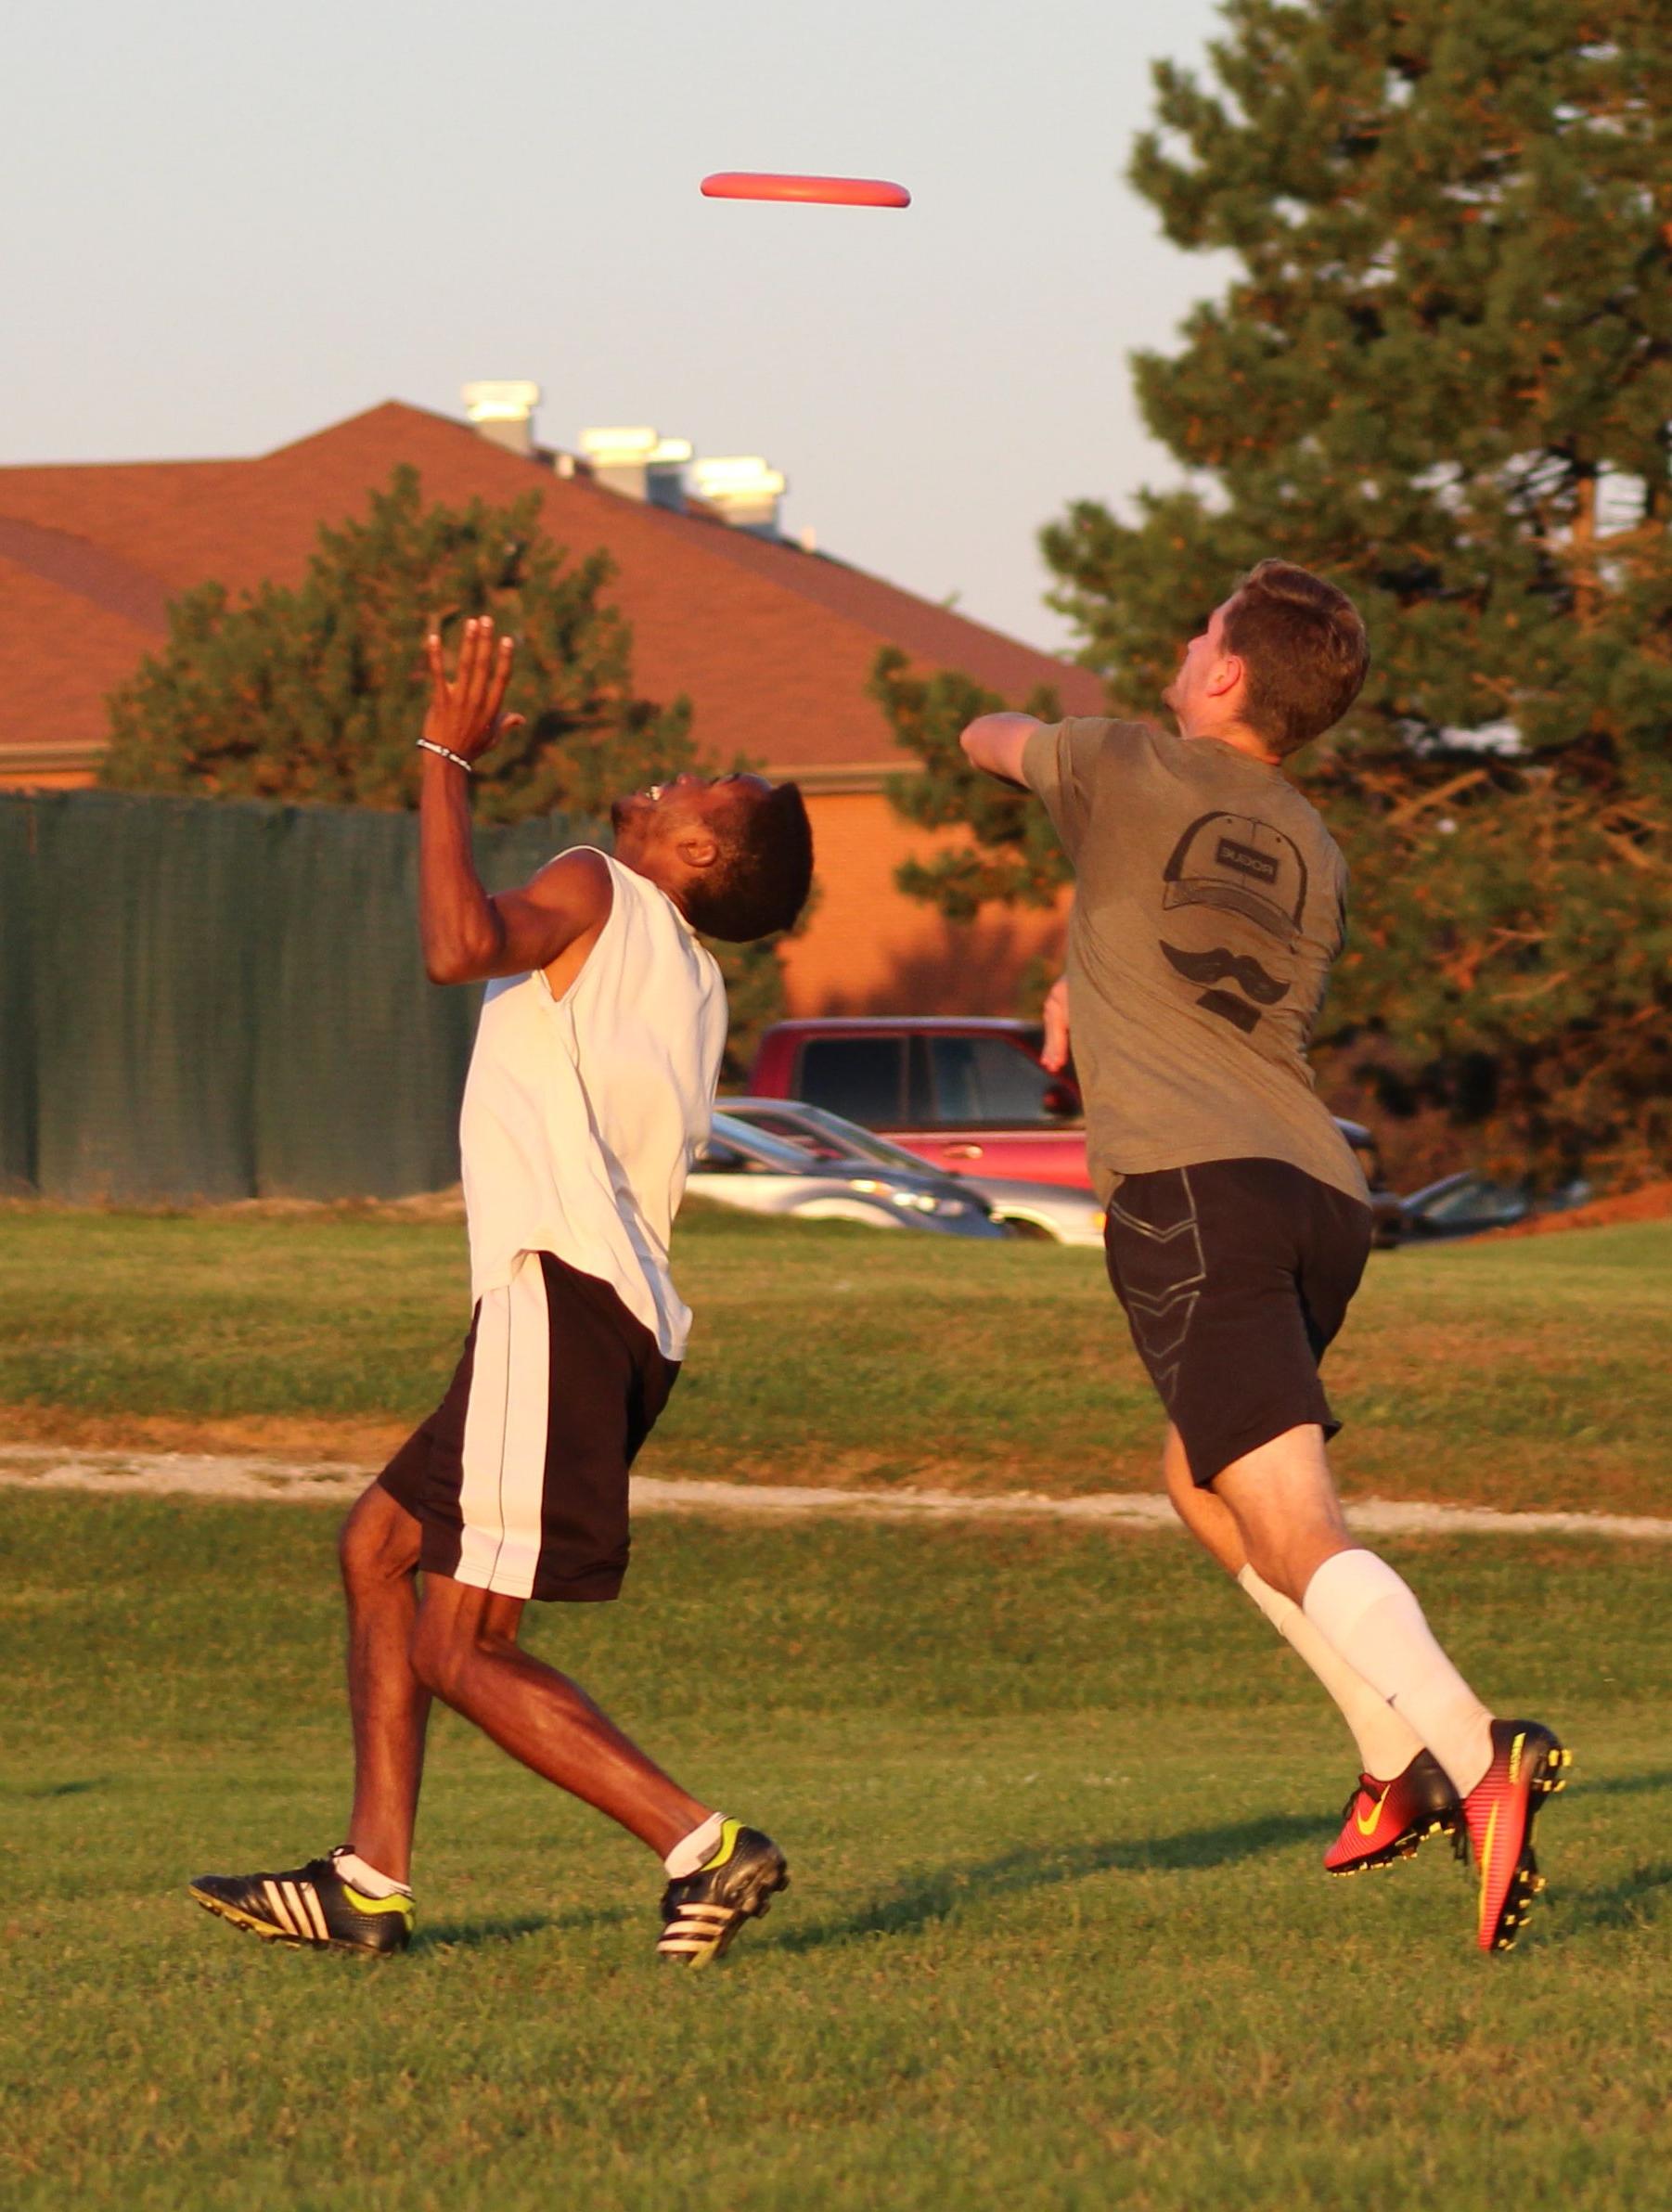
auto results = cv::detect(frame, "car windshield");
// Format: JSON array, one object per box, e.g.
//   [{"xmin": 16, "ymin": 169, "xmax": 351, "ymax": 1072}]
[
  {"xmin": 1422, "ymin": 1177, "xmax": 1524, "ymax": 1225},
  {"xmin": 706, "ymin": 1113, "xmax": 861, "ymax": 1176},
  {"xmin": 727, "ymin": 1102, "xmax": 933, "ymax": 1174}
]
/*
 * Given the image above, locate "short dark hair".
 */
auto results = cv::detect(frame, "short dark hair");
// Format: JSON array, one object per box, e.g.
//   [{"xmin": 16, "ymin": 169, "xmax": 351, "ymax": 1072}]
[
  {"xmin": 681, "ymin": 781, "xmax": 814, "ymax": 943},
  {"xmin": 1222, "ymin": 559, "xmax": 1370, "ymax": 757}
]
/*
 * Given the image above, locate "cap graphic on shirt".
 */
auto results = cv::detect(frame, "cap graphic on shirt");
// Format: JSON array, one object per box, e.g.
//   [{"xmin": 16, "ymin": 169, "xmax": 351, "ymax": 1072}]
[
  {"xmin": 1161, "ymin": 812, "xmax": 1308, "ymax": 947},
  {"xmin": 1157, "ymin": 811, "xmax": 1310, "ymax": 1035}
]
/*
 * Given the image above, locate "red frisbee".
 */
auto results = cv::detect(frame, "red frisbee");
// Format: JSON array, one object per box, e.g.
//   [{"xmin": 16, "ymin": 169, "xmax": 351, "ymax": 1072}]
[{"xmin": 701, "ymin": 171, "xmax": 910, "ymax": 209}]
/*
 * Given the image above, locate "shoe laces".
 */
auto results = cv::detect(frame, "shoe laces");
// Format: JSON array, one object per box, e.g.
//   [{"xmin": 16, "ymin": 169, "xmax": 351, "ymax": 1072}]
[{"xmin": 1338, "ymin": 1774, "xmax": 1378, "ymax": 1826}]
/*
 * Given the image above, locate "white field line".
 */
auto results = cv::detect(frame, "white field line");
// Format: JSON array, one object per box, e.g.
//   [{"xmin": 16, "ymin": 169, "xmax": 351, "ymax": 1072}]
[{"xmin": 1, "ymin": 1445, "xmax": 1669, "ymax": 1544}]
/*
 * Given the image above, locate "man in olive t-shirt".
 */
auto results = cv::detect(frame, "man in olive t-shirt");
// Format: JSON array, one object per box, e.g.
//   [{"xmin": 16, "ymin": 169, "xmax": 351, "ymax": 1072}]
[
  {"xmin": 1020, "ymin": 711, "xmax": 1367, "ymax": 1212},
  {"xmin": 959, "ymin": 559, "xmax": 1567, "ymax": 1955}
]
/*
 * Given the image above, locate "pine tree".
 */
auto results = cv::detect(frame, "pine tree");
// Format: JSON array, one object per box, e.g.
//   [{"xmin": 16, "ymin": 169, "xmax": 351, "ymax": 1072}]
[
  {"xmin": 873, "ymin": 648, "xmax": 1069, "ymax": 921},
  {"xmin": 1037, "ymin": 0, "xmax": 1672, "ymax": 1180},
  {"xmin": 101, "ymin": 466, "xmax": 696, "ymax": 825},
  {"xmin": 101, "ymin": 466, "xmax": 790, "ymax": 1067}
]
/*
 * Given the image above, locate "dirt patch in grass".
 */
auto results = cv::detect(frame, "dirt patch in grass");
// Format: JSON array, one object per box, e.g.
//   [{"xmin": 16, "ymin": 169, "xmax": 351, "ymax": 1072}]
[
  {"xmin": 0, "ymin": 1412, "xmax": 1164, "ymax": 1498},
  {"xmin": 0, "ymin": 1405, "xmax": 1657, "ymax": 1517},
  {"xmin": 0, "ymin": 1404, "xmax": 408, "ymax": 1466},
  {"xmin": 678, "ymin": 1444, "xmax": 1167, "ymax": 1496}
]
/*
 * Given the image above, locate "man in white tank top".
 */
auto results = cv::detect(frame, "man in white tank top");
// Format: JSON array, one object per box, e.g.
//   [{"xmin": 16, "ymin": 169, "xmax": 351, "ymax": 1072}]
[{"xmin": 191, "ymin": 617, "xmax": 813, "ymax": 1969}]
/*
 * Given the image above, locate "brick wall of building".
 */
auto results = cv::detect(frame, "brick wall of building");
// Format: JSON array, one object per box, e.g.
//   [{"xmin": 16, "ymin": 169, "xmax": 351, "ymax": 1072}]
[{"xmin": 782, "ymin": 791, "xmax": 1068, "ymax": 1016}]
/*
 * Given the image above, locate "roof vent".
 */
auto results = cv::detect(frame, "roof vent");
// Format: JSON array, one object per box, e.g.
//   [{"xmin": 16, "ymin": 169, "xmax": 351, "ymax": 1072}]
[
  {"xmin": 577, "ymin": 427, "xmax": 693, "ymax": 508},
  {"xmin": 461, "ymin": 380, "xmax": 542, "ymax": 457},
  {"xmin": 688, "ymin": 455, "xmax": 787, "ymax": 534}
]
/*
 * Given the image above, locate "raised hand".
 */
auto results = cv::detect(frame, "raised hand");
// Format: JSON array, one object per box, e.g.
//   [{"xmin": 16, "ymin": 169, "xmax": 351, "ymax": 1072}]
[{"xmin": 423, "ymin": 615, "xmax": 525, "ymax": 765}]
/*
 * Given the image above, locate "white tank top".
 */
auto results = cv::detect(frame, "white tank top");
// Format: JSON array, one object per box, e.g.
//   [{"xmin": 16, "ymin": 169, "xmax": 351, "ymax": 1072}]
[{"xmin": 457, "ymin": 849, "xmax": 727, "ymax": 1360}]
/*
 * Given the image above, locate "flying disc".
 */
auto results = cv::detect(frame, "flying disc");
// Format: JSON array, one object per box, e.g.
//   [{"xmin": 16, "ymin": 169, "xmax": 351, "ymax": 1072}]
[{"xmin": 701, "ymin": 172, "xmax": 910, "ymax": 209}]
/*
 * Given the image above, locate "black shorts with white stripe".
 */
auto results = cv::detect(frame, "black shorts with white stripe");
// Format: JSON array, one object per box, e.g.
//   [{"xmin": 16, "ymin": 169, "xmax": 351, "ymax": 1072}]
[{"xmin": 379, "ymin": 1250, "xmax": 679, "ymax": 1602}]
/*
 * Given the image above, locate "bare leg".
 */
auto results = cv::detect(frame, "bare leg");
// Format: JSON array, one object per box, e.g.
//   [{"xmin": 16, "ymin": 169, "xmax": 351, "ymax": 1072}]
[
  {"xmin": 1213, "ymin": 1423, "xmax": 1492, "ymax": 1795},
  {"xmin": 1163, "ymin": 1421, "xmax": 1248, "ymax": 1575},
  {"xmin": 410, "ymin": 1576, "xmax": 710, "ymax": 1858},
  {"xmin": 339, "ymin": 1482, "xmax": 431, "ymax": 1884},
  {"xmin": 1170, "ymin": 1422, "xmax": 1424, "ymax": 1776},
  {"xmin": 1210, "ymin": 1423, "xmax": 1354, "ymax": 1601}
]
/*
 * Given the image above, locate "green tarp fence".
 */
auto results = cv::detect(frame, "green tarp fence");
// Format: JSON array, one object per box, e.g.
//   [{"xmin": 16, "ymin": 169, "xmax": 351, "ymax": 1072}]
[{"xmin": 0, "ymin": 790, "xmax": 598, "ymax": 1202}]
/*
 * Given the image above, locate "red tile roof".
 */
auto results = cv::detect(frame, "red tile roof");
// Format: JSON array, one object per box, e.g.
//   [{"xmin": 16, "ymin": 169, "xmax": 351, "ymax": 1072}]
[
  {"xmin": 0, "ymin": 400, "xmax": 1104, "ymax": 780},
  {"xmin": 0, "ymin": 556, "xmax": 163, "ymax": 771}
]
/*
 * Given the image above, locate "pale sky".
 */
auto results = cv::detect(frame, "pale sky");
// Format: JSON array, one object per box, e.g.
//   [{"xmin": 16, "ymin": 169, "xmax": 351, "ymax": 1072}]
[{"xmin": 4, "ymin": 0, "xmax": 1230, "ymax": 653}]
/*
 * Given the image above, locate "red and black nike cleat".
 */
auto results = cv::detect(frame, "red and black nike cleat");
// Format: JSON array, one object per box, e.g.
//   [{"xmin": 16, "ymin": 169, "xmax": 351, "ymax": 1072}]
[
  {"xmin": 1462, "ymin": 1718, "xmax": 1572, "ymax": 1953},
  {"xmin": 1325, "ymin": 1749, "xmax": 1463, "ymax": 1877}
]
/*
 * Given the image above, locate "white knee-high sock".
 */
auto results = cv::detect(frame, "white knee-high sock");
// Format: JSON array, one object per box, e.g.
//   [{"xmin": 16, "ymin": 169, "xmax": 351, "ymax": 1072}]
[
  {"xmin": 1237, "ymin": 1564, "xmax": 1426, "ymax": 1781},
  {"xmin": 1303, "ymin": 1550, "xmax": 1494, "ymax": 1797}
]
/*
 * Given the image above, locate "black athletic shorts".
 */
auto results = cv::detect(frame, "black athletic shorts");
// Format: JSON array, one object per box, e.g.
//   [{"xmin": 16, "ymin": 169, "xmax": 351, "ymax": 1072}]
[
  {"xmin": 1102, "ymin": 1157, "xmax": 1373, "ymax": 1489},
  {"xmin": 379, "ymin": 1250, "xmax": 678, "ymax": 1603}
]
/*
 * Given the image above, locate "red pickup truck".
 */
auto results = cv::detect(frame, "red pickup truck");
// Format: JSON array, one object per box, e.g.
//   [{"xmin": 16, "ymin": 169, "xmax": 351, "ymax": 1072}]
[
  {"xmin": 746, "ymin": 1017, "xmax": 1406, "ymax": 1240},
  {"xmin": 746, "ymin": 1018, "xmax": 1092, "ymax": 1188}
]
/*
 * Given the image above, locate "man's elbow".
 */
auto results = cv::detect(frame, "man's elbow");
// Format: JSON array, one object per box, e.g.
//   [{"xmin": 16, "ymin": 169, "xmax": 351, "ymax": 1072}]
[
  {"xmin": 961, "ymin": 712, "xmax": 1033, "ymax": 785},
  {"xmin": 424, "ymin": 948, "xmax": 475, "ymax": 986},
  {"xmin": 422, "ymin": 927, "xmax": 496, "ymax": 985}
]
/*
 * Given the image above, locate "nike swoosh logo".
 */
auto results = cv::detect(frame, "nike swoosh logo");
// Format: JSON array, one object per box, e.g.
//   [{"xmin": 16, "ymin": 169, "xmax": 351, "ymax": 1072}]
[{"xmin": 1355, "ymin": 1786, "xmax": 1393, "ymax": 1837}]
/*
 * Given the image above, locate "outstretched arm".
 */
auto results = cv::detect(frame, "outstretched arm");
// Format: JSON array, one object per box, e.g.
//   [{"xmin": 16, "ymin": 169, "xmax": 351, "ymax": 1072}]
[
  {"xmin": 958, "ymin": 711, "xmax": 1043, "ymax": 789},
  {"xmin": 418, "ymin": 616, "xmax": 612, "ymax": 984}
]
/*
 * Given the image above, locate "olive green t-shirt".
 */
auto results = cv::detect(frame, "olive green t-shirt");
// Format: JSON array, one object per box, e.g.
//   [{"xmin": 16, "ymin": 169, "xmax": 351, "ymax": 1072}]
[{"xmin": 1022, "ymin": 716, "xmax": 1369, "ymax": 1207}]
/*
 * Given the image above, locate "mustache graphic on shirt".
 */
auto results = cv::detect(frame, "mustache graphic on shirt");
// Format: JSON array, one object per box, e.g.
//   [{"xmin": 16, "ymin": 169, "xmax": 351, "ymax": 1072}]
[{"xmin": 1161, "ymin": 940, "xmax": 1292, "ymax": 1006}]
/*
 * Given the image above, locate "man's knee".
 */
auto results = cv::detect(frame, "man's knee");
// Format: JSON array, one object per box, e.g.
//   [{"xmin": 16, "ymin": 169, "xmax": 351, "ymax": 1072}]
[
  {"xmin": 1212, "ymin": 1425, "xmax": 1348, "ymax": 1601},
  {"xmin": 409, "ymin": 1607, "xmax": 468, "ymax": 1701},
  {"xmin": 340, "ymin": 1482, "xmax": 421, "ymax": 1593},
  {"xmin": 409, "ymin": 1590, "xmax": 513, "ymax": 1703},
  {"xmin": 1237, "ymin": 1529, "xmax": 1306, "ymax": 1604},
  {"xmin": 1226, "ymin": 1503, "xmax": 1349, "ymax": 1604}
]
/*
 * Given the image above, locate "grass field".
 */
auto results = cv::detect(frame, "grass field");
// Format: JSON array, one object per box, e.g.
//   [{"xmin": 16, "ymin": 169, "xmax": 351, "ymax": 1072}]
[
  {"xmin": 3, "ymin": 1483, "xmax": 1670, "ymax": 2212},
  {"xmin": 5, "ymin": 1208, "xmax": 1668, "ymax": 2206},
  {"xmin": 1, "ymin": 1206, "xmax": 1667, "ymax": 1513}
]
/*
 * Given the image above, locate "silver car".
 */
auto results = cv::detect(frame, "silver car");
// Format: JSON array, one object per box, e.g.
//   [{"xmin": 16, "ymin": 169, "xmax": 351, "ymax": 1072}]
[
  {"xmin": 689, "ymin": 1112, "xmax": 1008, "ymax": 1238},
  {"xmin": 718, "ymin": 1099, "xmax": 1106, "ymax": 1247}
]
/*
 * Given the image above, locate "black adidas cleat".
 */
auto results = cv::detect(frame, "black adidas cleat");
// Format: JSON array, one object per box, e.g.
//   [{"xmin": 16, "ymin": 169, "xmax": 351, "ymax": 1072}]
[
  {"xmin": 657, "ymin": 1820, "xmax": 788, "ymax": 1966},
  {"xmin": 189, "ymin": 1848, "xmax": 414, "ymax": 1955}
]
